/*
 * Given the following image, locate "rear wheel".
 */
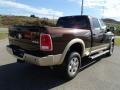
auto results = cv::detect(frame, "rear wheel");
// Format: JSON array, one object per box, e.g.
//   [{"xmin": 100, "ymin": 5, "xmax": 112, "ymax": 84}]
[{"xmin": 62, "ymin": 52, "xmax": 81, "ymax": 80}]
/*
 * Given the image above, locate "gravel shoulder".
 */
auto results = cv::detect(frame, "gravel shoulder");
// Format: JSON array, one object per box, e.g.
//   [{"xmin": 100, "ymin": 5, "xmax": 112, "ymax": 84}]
[{"xmin": 0, "ymin": 39, "xmax": 15, "ymax": 65}]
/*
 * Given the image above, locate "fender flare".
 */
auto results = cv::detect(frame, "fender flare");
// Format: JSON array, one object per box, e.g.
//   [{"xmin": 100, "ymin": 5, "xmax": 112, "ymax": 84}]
[
  {"xmin": 111, "ymin": 36, "xmax": 115, "ymax": 42},
  {"xmin": 110, "ymin": 36, "xmax": 115, "ymax": 45},
  {"xmin": 59, "ymin": 38, "xmax": 85, "ymax": 64}
]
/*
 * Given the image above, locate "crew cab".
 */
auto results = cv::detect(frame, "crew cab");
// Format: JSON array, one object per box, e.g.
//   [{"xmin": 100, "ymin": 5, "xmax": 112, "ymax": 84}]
[{"xmin": 7, "ymin": 15, "xmax": 115, "ymax": 79}]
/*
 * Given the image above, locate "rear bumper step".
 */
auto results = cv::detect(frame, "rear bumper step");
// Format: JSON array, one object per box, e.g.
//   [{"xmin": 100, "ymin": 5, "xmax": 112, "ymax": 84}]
[{"xmin": 6, "ymin": 45, "xmax": 62, "ymax": 66}]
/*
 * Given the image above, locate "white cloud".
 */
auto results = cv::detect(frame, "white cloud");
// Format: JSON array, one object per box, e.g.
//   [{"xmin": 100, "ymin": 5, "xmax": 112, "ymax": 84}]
[
  {"xmin": 68, "ymin": 0, "xmax": 104, "ymax": 8},
  {"xmin": 102, "ymin": 0, "xmax": 120, "ymax": 18},
  {"xmin": 68, "ymin": 0, "xmax": 120, "ymax": 19},
  {"xmin": 0, "ymin": 0, "xmax": 63, "ymax": 18}
]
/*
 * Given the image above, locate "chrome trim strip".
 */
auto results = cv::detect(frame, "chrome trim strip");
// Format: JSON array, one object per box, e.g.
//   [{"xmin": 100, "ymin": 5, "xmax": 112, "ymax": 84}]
[{"xmin": 91, "ymin": 47, "xmax": 108, "ymax": 54}]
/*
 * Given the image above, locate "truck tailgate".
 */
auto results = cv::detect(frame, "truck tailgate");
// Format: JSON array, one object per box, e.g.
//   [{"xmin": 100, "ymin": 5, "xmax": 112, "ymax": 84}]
[{"xmin": 8, "ymin": 25, "xmax": 42, "ymax": 51}]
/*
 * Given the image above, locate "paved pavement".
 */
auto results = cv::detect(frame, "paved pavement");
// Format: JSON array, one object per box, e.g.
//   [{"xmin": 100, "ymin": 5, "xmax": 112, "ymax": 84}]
[
  {"xmin": 0, "ymin": 39, "xmax": 15, "ymax": 65},
  {"xmin": 0, "ymin": 28, "xmax": 8, "ymax": 33},
  {"xmin": 0, "ymin": 39, "xmax": 120, "ymax": 90}
]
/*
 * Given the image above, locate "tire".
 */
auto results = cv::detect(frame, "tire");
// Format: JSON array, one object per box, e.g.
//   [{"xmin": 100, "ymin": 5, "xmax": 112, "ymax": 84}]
[
  {"xmin": 17, "ymin": 59, "xmax": 24, "ymax": 63},
  {"xmin": 62, "ymin": 52, "xmax": 81, "ymax": 80},
  {"xmin": 107, "ymin": 41, "xmax": 114, "ymax": 56}
]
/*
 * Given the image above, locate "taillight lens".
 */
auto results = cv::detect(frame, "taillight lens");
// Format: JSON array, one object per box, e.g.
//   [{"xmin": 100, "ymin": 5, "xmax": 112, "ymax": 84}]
[{"xmin": 40, "ymin": 34, "xmax": 53, "ymax": 51}]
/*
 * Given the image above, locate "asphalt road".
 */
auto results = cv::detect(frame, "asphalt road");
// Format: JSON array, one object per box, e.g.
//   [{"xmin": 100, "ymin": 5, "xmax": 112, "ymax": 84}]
[
  {"xmin": 0, "ymin": 39, "xmax": 120, "ymax": 90},
  {"xmin": 0, "ymin": 28, "xmax": 8, "ymax": 33}
]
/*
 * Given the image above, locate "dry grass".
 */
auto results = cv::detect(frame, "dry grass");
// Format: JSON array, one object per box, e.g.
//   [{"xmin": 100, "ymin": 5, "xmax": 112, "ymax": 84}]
[
  {"xmin": 115, "ymin": 37, "xmax": 120, "ymax": 46},
  {"xmin": 0, "ymin": 33, "xmax": 8, "ymax": 40}
]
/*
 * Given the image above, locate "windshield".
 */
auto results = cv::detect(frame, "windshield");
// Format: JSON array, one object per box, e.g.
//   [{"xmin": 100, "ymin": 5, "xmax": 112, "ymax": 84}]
[{"xmin": 56, "ymin": 16, "xmax": 90, "ymax": 29}]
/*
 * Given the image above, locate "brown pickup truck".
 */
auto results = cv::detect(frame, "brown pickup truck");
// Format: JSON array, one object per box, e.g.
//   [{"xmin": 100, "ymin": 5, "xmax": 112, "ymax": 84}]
[{"xmin": 7, "ymin": 15, "xmax": 115, "ymax": 79}]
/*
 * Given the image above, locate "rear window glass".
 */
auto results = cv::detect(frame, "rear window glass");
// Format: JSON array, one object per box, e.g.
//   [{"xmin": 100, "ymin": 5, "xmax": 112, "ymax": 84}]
[{"xmin": 56, "ymin": 16, "xmax": 90, "ymax": 29}]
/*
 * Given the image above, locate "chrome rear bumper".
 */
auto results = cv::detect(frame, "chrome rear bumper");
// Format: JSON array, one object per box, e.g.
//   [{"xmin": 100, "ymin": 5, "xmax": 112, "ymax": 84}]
[{"xmin": 6, "ymin": 46, "xmax": 61, "ymax": 66}]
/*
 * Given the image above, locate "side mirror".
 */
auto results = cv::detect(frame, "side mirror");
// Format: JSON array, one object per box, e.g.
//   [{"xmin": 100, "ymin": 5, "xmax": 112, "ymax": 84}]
[
  {"xmin": 107, "ymin": 27, "xmax": 116, "ymax": 33},
  {"xmin": 106, "ymin": 29, "xmax": 110, "ymax": 32}
]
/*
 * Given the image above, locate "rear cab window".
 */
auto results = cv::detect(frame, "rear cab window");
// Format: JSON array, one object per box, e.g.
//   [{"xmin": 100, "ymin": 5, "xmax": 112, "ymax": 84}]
[{"xmin": 56, "ymin": 16, "xmax": 91, "ymax": 30}]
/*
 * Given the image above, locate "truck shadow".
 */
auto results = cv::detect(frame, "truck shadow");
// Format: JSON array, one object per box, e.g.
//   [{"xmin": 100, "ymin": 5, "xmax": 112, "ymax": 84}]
[
  {"xmin": 0, "ymin": 55, "xmax": 107, "ymax": 90},
  {"xmin": 81, "ymin": 55, "xmax": 108, "ymax": 71},
  {"xmin": 0, "ymin": 63, "xmax": 68, "ymax": 90}
]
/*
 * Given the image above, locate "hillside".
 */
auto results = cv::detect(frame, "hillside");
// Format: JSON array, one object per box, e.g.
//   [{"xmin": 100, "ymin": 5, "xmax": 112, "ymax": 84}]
[
  {"xmin": 0, "ymin": 15, "xmax": 120, "ymax": 27},
  {"xmin": 0, "ymin": 15, "xmax": 55, "ymax": 27},
  {"xmin": 103, "ymin": 18, "xmax": 120, "ymax": 24},
  {"xmin": 102, "ymin": 18, "xmax": 120, "ymax": 35},
  {"xmin": 0, "ymin": 15, "xmax": 120, "ymax": 35}
]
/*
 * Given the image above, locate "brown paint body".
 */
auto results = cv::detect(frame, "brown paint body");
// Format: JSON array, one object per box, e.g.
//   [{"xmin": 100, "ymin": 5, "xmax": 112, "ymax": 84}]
[
  {"xmin": 47, "ymin": 26, "xmax": 91, "ymax": 54},
  {"xmin": 8, "ymin": 15, "xmax": 114, "ymax": 58},
  {"xmin": 8, "ymin": 26, "xmax": 91, "ymax": 56}
]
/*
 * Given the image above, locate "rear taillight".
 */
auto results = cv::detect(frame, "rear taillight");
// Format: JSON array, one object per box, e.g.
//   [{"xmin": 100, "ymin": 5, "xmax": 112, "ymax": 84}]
[{"xmin": 40, "ymin": 34, "xmax": 53, "ymax": 51}]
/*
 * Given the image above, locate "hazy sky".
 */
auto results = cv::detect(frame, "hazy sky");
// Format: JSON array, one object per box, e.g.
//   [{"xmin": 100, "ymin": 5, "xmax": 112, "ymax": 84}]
[{"xmin": 0, "ymin": 0, "xmax": 120, "ymax": 21}]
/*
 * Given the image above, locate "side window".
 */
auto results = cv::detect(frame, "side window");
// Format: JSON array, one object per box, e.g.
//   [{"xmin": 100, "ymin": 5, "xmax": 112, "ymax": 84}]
[
  {"xmin": 100, "ymin": 20, "xmax": 105, "ymax": 27},
  {"xmin": 92, "ymin": 18, "xmax": 100, "ymax": 29},
  {"xmin": 99, "ymin": 19, "xmax": 106, "ymax": 30}
]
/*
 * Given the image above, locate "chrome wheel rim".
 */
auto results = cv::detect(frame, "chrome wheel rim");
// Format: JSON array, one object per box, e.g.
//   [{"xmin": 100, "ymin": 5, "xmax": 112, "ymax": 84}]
[{"xmin": 68, "ymin": 57, "xmax": 79, "ymax": 77}]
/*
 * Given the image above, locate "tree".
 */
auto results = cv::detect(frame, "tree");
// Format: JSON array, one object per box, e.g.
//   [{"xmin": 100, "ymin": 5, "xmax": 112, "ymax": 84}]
[{"xmin": 30, "ymin": 14, "xmax": 36, "ymax": 18}]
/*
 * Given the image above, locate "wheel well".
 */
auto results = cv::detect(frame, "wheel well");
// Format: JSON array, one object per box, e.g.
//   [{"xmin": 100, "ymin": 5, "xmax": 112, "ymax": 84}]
[
  {"xmin": 68, "ymin": 43, "xmax": 83, "ymax": 56},
  {"xmin": 112, "ymin": 39, "xmax": 114, "ymax": 43},
  {"xmin": 111, "ymin": 39, "xmax": 115, "ymax": 46}
]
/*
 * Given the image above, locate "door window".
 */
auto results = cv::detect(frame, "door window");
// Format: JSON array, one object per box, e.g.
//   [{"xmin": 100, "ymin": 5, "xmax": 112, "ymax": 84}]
[
  {"xmin": 99, "ymin": 19, "xmax": 106, "ymax": 31},
  {"xmin": 92, "ymin": 18, "xmax": 100, "ymax": 29}
]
